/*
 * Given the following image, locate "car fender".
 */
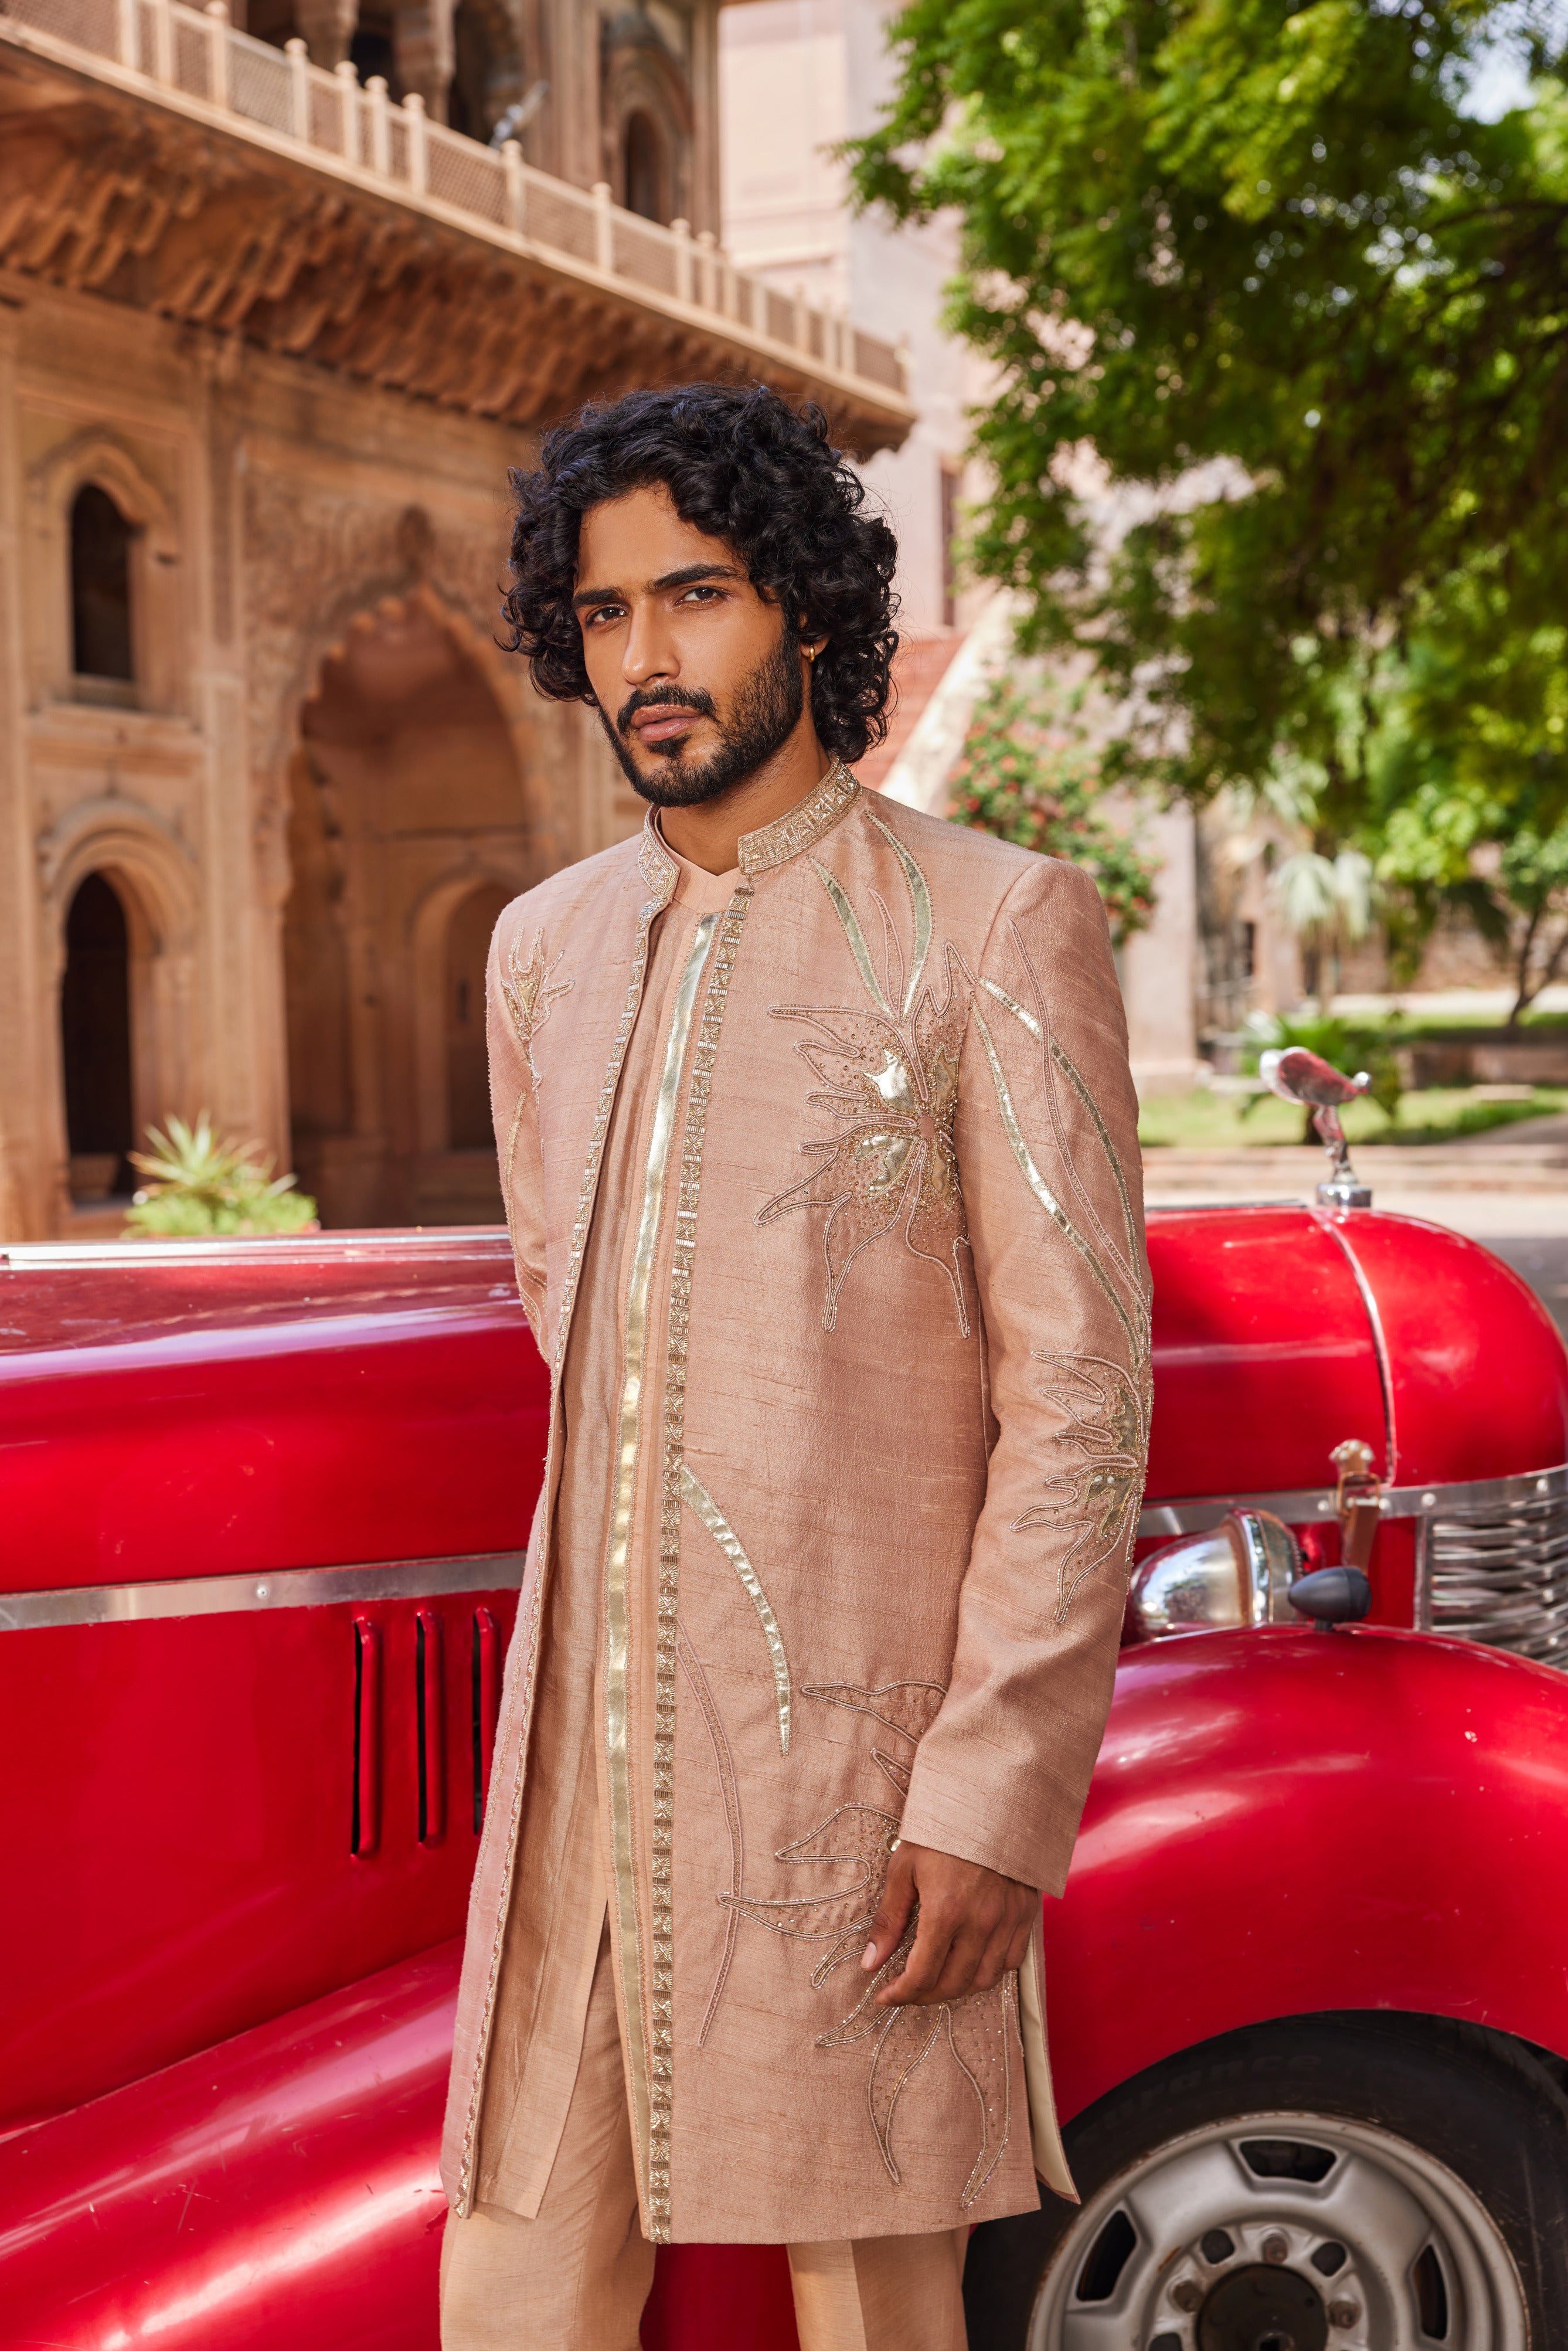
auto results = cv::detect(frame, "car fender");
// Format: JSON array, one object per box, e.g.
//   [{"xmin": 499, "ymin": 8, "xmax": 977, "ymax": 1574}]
[{"xmin": 1045, "ymin": 1625, "xmax": 1568, "ymax": 2126}]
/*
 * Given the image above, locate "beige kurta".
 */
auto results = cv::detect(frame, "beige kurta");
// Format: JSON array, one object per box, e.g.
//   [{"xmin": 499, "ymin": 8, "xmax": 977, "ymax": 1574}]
[{"xmin": 441, "ymin": 765, "xmax": 1150, "ymax": 2247}]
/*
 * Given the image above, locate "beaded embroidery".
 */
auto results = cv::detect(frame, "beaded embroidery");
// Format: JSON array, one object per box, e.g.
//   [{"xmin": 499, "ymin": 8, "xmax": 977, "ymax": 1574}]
[
  {"xmin": 722, "ymin": 1679, "xmax": 1013, "ymax": 2209},
  {"xmin": 500, "ymin": 928, "xmax": 573, "ymax": 1090},
  {"xmin": 972, "ymin": 921, "xmax": 1151, "ymax": 1620},
  {"xmin": 759, "ymin": 813, "xmax": 974, "ymax": 1334}
]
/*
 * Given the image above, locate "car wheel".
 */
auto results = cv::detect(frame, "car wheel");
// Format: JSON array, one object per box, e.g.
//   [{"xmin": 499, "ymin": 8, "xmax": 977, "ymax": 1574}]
[{"xmin": 964, "ymin": 2012, "xmax": 1568, "ymax": 2349}]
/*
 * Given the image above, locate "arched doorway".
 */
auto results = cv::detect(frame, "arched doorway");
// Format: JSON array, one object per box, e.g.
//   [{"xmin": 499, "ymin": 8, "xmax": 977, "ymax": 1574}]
[
  {"xmin": 623, "ymin": 109, "xmax": 666, "ymax": 222},
  {"xmin": 283, "ymin": 596, "xmax": 532, "ymax": 1228},
  {"xmin": 446, "ymin": 884, "xmax": 510, "ymax": 1149},
  {"xmin": 60, "ymin": 872, "xmax": 134, "ymax": 1200}
]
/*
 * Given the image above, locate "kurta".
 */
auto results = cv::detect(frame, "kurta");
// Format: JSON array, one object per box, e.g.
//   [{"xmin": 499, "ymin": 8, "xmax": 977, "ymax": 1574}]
[{"xmin": 440, "ymin": 764, "xmax": 1151, "ymax": 2247}]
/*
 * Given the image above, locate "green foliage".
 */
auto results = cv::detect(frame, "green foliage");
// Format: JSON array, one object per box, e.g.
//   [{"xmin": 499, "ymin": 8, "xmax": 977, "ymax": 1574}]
[
  {"xmin": 946, "ymin": 675, "xmax": 1161, "ymax": 940},
  {"xmin": 127, "ymin": 1114, "xmax": 319, "ymax": 1238},
  {"xmin": 848, "ymin": 0, "xmax": 1568, "ymax": 933}
]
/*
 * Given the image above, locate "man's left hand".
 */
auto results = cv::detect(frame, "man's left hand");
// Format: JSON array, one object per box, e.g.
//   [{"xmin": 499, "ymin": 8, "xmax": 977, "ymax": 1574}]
[{"xmin": 860, "ymin": 1839, "xmax": 1037, "ymax": 2007}]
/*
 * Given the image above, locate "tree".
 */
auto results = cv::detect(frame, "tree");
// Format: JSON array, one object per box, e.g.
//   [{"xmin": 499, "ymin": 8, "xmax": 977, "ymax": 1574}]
[
  {"xmin": 848, "ymin": 0, "xmax": 1568, "ymax": 873},
  {"xmin": 947, "ymin": 674, "xmax": 1161, "ymax": 939}
]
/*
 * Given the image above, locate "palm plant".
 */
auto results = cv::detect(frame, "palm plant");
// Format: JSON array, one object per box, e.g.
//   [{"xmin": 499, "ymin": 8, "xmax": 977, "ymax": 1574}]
[{"xmin": 126, "ymin": 1114, "xmax": 318, "ymax": 1238}]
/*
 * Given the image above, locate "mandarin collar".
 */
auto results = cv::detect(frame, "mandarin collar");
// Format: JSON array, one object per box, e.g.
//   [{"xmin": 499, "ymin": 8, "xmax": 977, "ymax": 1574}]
[{"xmin": 637, "ymin": 760, "xmax": 860, "ymax": 902}]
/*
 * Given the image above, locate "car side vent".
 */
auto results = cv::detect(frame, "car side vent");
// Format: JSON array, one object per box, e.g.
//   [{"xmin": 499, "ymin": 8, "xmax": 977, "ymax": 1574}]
[
  {"xmin": 1427, "ymin": 1483, "xmax": 1568, "ymax": 1667},
  {"xmin": 351, "ymin": 1615, "xmax": 382, "ymax": 1857},
  {"xmin": 472, "ymin": 1608, "xmax": 502, "ymax": 1833},
  {"xmin": 416, "ymin": 1609, "xmax": 445, "ymax": 1845}
]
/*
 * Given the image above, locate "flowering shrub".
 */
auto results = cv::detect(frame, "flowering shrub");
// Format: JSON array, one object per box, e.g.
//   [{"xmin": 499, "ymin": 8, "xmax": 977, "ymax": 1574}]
[{"xmin": 947, "ymin": 679, "xmax": 1159, "ymax": 945}]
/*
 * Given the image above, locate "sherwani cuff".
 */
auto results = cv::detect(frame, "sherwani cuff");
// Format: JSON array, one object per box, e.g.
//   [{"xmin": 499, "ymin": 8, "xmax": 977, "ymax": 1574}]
[{"xmin": 896, "ymin": 1767, "xmax": 1072, "ymax": 1902}]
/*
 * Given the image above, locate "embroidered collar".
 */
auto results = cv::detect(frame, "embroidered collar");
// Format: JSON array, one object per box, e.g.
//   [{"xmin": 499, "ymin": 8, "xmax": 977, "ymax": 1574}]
[{"xmin": 636, "ymin": 762, "xmax": 860, "ymax": 900}]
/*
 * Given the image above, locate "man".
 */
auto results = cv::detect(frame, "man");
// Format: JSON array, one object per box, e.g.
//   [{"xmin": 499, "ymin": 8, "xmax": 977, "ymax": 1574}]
[{"xmin": 440, "ymin": 383, "xmax": 1149, "ymax": 2351}]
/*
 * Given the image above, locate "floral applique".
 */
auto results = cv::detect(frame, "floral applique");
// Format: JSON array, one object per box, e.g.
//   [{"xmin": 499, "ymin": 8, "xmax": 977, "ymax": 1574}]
[
  {"xmin": 501, "ymin": 929, "xmax": 572, "ymax": 1089},
  {"xmin": 721, "ymin": 1680, "xmax": 1013, "ymax": 2209},
  {"xmin": 759, "ymin": 813, "xmax": 973, "ymax": 1334},
  {"xmin": 972, "ymin": 926, "xmax": 1151, "ymax": 1620}
]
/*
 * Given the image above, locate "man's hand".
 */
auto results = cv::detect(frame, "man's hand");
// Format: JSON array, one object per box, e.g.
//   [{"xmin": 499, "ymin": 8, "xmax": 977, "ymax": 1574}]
[{"xmin": 861, "ymin": 1839, "xmax": 1037, "ymax": 2007}]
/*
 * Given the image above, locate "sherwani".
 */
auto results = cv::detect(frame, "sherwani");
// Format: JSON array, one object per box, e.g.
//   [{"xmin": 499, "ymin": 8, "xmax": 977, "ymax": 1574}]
[{"xmin": 440, "ymin": 763, "xmax": 1150, "ymax": 2248}]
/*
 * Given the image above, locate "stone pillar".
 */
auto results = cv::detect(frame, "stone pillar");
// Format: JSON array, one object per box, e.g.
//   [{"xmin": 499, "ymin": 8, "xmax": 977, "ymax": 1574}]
[
  {"xmin": 295, "ymin": 0, "xmax": 358, "ymax": 69},
  {"xmin": 394, "ymin": 0, "xmax": 454, "ymax": 122},
  {"xmin": 1120, "ymin": 801, "xmax": 1200, "ymax": 1096},
  {"xmin": 0, "ymin": 308, "xmax": 55, "ymax": 1237}
]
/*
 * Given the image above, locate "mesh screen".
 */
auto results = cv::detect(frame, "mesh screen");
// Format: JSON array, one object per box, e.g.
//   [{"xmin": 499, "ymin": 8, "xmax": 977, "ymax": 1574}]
[
  {"xmin": 853, "ymin": 330, "xmax": 903, "ymax": 390},
  {"xmin": 427, "ymin": 128, "xmax": 505, "ymax": 222},
  {"xmin": 7, "ymin": 0, "xmax": 118, "ymax": 54},
  {"xmin": 228, "ymin": 33, "xmax": 292, "ymax": 132},
  {"xmin": 765, "ymin": 288, "xmax": 795, "ymax": 348},
  {"xmin": 172, "ymin": 11, "xmax": 209, "ymax": 98},
  {"xmin": 386, "ymin": 109, "xmax": 409, "ymax": 184},
  {"xmin": 613, "ymin": 216, "xmax": 676, "ymax": 298},
  {"xmin": 523, "ymin": 176, "xmax": 596, "ymax": 266},
  {"xmin": 308, "ymin": 77, "xmax": 345, "ymax": 156}
]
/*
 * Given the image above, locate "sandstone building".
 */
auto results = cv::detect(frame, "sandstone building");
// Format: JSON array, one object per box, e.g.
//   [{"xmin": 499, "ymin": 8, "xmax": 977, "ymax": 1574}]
[{"xmin": 0, "ymin": 0, "xmax": 909, "ymax": 1235}]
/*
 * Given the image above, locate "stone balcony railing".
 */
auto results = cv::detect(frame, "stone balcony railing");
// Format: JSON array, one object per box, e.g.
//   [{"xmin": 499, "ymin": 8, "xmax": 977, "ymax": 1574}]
[{"xmin": 0, "ymin": 0, "xmax": 909, "ymax": 409}]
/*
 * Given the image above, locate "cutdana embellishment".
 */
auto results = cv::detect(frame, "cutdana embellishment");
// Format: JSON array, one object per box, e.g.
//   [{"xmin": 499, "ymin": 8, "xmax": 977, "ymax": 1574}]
[
  {"xmin": 737, "ymin": 759, "xmax": 859, "ymax": 874},
  {"xmin": 455, "ymin": 878, "xmax": 669, "ymax": 2217},
  {"xmin": 645, "ymin": 879, "xmax": 756, "ymax": 2241},
  {"xmin": 501, "ymin": 929, "xmax": 572, "ymax": 1088},
  {"xmin": 723, "ymin": 1681, "xmax": 1013, "ymax": 2211},
  {"xmin": 975, "ymin": 926, "xmax": 1152, "ymax": 1622},
  {"xmin": 760, "ymin": 813, "xmax": 973, "ymax": 1334},
  {"xmin": 682, "ymin": 1466, "xmax": 792, "ymax": 1754}
]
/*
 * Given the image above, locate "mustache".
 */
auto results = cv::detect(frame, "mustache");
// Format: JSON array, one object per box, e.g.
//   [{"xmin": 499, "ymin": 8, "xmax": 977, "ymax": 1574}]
[{"xmin": 615, "ymin": 684, "xmax": 717, "ymax": 736}]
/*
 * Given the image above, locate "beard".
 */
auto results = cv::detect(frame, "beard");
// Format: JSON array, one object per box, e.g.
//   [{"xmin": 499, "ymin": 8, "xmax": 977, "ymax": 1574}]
[{"xmin": 595, "ymin": 620, "xmax": 805, "ymax": 810}]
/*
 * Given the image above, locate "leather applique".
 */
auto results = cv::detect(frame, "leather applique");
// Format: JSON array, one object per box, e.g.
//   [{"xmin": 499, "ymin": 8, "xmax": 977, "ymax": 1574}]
[
  {"xmin": 721, "ymin": 1680, "xmax": 1013, "ymax": 2210},
  {"xmin": 759, "ymin": 813, "xmax": 974, "ymax": 1335},
  {"xmin": 500, "ymin": 929, "xmax": 573, "ymax": 1090}
]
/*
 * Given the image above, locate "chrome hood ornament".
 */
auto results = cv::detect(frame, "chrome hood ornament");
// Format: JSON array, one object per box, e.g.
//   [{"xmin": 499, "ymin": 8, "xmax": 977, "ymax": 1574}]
[{"xmin": 1260, "ymin": 1046, "xmax": 1373, "ymax": 1210}]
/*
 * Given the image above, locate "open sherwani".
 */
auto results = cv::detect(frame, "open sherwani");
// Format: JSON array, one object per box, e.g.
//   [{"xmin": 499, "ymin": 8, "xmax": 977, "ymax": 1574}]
[{"xmin": 440, "ymin": 766, "xmax": 1149, "ymax": 2245}]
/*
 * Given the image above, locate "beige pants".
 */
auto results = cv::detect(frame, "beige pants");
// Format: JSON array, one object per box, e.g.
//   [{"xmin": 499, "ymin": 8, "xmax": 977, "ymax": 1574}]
[{"xmin": 441, "ymin": 1931, "xmax": 968, "ymax": 2351}]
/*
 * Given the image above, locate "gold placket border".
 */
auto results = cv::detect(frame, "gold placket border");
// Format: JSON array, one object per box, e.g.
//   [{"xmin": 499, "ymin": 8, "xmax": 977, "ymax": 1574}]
[
  {"xmin": 645, "ymin": 882, "xmax": 753, "ymax": 2239},
  {"xmin": 454, "ymin": 882, "xmax": 669, "ymax": 2216},
  {"xmin": 605, "ymin": 904, "xmax": 722, "ymax": 2225}
]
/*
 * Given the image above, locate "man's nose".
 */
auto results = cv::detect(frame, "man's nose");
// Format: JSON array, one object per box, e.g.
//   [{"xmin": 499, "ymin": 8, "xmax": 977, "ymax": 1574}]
[{"xmin": 622, "ymin": 602, "xmax": 678, "ymax": 686}]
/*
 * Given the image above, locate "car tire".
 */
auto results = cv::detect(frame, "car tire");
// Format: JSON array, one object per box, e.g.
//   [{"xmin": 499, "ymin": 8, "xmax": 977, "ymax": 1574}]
[{"xmin": 964, "ymin": 2011, "xmax": 1568, "ymax": 2349}]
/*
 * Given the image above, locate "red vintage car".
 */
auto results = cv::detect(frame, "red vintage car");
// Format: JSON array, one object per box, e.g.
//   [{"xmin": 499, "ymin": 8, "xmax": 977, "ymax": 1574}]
[{"xmin": 2, "ymin": 1200, "xmax": 1566, "ymax": 2350}]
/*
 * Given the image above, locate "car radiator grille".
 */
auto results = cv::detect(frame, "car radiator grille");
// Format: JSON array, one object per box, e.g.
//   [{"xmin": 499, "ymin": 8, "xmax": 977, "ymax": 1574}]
[{"xmin": 1427, "ymin": 1483, "xmax": 1568, "ymax": 1667}]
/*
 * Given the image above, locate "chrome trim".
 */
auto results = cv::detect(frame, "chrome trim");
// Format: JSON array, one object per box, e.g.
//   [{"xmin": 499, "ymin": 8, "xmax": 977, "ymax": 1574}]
[
  {"xmin": 0, "ymin": 1550, "xmax": 525, "ymax": 1632},
  {"xmin": 1138, "ymin": 1460, "xmax": 1568, "ymax": 1539},
  {"xmin": 1, "ymin": 1229, "xmax": 515, "ymax": 1271}
]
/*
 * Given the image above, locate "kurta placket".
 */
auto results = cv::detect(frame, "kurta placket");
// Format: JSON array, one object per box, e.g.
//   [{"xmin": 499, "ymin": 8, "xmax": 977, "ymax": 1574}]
[{"xmin": 469, "ymin": 842, "xmax": 743, "ymax": 2228}]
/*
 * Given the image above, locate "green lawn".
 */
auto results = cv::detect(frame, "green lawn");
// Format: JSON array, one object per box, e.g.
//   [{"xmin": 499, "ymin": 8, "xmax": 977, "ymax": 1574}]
[{"xmin": 1138, "ymin": 1086, "xmax": 1568, "ymax": 1151}]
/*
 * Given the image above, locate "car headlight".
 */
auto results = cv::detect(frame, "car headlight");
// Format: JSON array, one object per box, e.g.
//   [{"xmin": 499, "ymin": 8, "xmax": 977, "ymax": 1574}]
[{"xmin": 1128, "ymin": 1509, "xmax": 1302, "ymax": 1640}]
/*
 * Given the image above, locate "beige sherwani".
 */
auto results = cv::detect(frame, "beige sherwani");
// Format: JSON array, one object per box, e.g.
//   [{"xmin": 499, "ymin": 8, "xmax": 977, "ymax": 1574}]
[{"xmin": 440, "ymin": 764, "xmax": 1149, "ymax": 2247}]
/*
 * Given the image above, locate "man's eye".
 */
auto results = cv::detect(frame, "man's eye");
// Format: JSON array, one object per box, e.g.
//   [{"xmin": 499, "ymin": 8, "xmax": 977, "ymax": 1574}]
[
  {"xmin": 679, "ymin": 586, "xmax": 722, "ymax": 606},
  {"xmin": 583, "ymin": 604, "xmax": 624, "ymax": 627}
]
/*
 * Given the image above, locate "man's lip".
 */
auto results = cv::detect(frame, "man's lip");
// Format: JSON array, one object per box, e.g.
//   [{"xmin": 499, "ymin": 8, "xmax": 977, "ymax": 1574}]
[{"xmin": 630, "ymin": 706, "xmax": 702, "ymax": 744}]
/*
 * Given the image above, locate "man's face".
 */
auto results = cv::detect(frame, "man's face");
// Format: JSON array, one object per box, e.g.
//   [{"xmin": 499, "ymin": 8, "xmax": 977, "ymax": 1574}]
[{"xmin": 573, "ymin": 484, "xmax": 806, "ymax": 808}]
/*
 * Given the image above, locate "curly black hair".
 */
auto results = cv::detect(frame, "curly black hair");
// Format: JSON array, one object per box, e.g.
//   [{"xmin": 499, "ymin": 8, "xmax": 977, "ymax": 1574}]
[{"xmin": 500, "ymin": 383, "xmax": 900, "ymax": 764}]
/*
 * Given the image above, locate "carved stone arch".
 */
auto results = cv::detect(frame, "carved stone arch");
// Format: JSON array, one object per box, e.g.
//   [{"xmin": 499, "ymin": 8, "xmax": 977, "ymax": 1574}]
[
  {"xmin": 408, "ymin": 861, "xmax": 528, "ymax": 1153},
  {"xmin": 39, "ymin": 796, "xmax": 202, "ymax": 1174},
  {"xmin": 26, "ymin": 426, "xmax": 182, "ymax": 711},
  {"xmin": 602, "ymin": 11, "xmax": 694, "ymax": 226}
]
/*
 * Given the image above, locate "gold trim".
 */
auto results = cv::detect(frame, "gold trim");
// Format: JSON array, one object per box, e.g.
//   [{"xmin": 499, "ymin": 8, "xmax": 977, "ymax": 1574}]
[
  {"xmin": 681, "ymin": 1464, "xmax": 792, "ymax": 1755},
  {"xmin": 647, "ymin": 881, "xmax": 755, "ymax": 2237},
  {"xmin": 639, "ymin": 817, "xmax": 679, "ymax": 901},
  {"xmin": 454, "ymin": 878, "xmax": 667, "ymax": 2216},
  {"xmin": 606, "ymin": 909, "xmax": 721, "ymax": 2220},
  {"xmin": 737, "ymin": 759, "xmax": 860, "ymax": 874}
]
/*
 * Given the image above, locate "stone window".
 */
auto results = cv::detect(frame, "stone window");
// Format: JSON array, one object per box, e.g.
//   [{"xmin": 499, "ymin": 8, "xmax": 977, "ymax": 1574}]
[
  {"xmin": 61, "ymin": 872, "xmax": 135, "ymax": 1200},
  {"xmin": 70, "ymin": 484, "xmax": 135, "ymax": 687}
]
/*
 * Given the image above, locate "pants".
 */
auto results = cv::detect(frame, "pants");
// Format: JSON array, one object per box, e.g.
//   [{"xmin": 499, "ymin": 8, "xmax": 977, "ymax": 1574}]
[{"xmin": 441, "ymin": 1929, "xmax": 968, "ymax": 2351}]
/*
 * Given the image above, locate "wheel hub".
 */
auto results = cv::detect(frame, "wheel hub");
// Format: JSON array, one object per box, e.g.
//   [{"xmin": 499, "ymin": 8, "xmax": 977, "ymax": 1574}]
[{"xmin": 1197, "ymin": 2263, "xmax": 1328, "ymax": 2351}]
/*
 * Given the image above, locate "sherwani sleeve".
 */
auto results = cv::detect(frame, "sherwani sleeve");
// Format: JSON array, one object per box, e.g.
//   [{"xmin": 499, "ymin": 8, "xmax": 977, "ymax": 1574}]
[
  {"xmin": 487, "ymin": 918, "xmax": 549, "ymax": 1355},
  {"xmin": 897, "ymin": 856, "xmax": 1150, "ymax": 1899}
]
